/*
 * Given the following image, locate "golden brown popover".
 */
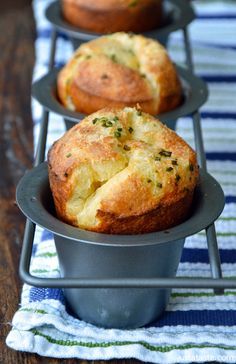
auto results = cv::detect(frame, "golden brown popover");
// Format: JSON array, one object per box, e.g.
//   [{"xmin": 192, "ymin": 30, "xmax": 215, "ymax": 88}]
[
  {"xmin": 57, "ymin": 32, "xmax": 182, "ymax": 116},
  {"xmin": 48, "ymin": 107, "xmax": 199, "ymax": 234},
  {"xmin": 62, "ymin": 0, "xmax": 163, "ymax": 34}
]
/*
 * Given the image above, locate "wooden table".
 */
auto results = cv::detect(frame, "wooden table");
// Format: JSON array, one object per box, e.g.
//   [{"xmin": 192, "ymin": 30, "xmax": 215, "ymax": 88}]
[{"xmin": 0, "ymin": 2, "xmax": 141, "ymax": 363}]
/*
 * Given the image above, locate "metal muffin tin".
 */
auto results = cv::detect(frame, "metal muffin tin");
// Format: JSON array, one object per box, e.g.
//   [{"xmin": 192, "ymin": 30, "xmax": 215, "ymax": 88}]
[
  {"xmin": 32, "ymin": 65, "xmax": 208, "ymax": 131},
  {"xmin": 17, "ymin": 162, "xmax": 224, "ymax": 328},
  {"xmin": 17, "ymin": 0, "xmax": 236, "ymax": 331},
  {"xmin": 45, "ymin": 0, "xmax": 195, "ymax": 48}
]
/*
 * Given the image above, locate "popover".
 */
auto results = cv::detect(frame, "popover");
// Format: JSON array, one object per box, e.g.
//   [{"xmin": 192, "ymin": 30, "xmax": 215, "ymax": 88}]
[
  {"xmin": 57, "ymin": 32, "xmax": 182, "ymax": 116},
  {"xmin": 62, "ymin": 0, "xmax": 163, "ymax": 34},
  {"xmin": 48, "ymin": 107, "xmax": 199, "ymax": 234}
]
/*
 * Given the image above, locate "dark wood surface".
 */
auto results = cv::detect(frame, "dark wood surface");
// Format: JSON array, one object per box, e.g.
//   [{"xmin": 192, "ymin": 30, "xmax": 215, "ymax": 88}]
[{"xmin": 0, "ymin": 1, "xmax": 142, "ymax": 363}]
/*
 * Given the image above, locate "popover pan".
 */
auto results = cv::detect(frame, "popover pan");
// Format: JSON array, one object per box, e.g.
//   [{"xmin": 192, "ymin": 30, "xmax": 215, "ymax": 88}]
[
  {"xmin": 45, "ymin": 0, "xmax": 195, "ymax": 48},
  {"xmin": 16, "ymin": 163, "xmax": 224, "ymax": 329},
  {"xmin": 32, "ymin": 65, "xmax": 208, "ymax": 131}
]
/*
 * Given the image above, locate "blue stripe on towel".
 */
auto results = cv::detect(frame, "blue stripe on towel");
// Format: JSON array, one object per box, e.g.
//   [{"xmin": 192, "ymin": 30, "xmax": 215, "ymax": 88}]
[
  {"xmin": 42, "ymin": 230, "xmax": 54, "ymax": 241},
  {"xmin": 181, "ymin": 248, "xmax": 236, "ymax": 264},
  {"xmin": 202, "ymin": 75, "xmax": 236, "ymax": 83},
  {"xmin": 201, "ymin": 112, "xmax": 236, "ymax": 119},
  {"xmin": 197, "ymin": 15, "xmax": 236, "ymax": 20},
  {"xmin": 226, "ymin": 196, "xmax": 236, "ymax": 203},
  {"xmin": 29, "ymin": 287, "xmax": 65, "ymax": 304},
  {"xmin": 150, "ymin": 310, "xmax": 236, "ymax": 327},
  {"xmin": 205, "ymin": 152, "xmax": 236, "ymax": 161},
  {"xmin": 38, "ymin": 29, "xmax": 69, "ymax": 40}
]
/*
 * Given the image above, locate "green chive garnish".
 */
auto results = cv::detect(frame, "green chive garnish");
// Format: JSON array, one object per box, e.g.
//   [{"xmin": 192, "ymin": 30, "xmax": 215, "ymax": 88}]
[
  {"xmin": 129, "ymin": 0, "xmax": 138, "ymax": 7},
  {"xmin": 159, "ymin": 149, "xmax": 172, "ymax": 157},
  {"xmin": 154, "ymin": 156, "xmax": 161, "ymax": 161},
  {"xmin": 175, "ymin": 174, "xmax": 181, "ymax": 182},
  {"xmin": 189, "ymin": 163, "xmax": 194, "ymax": 172},
  {"xmin": 128, "ymin": 127, "xmax": 133, "ymax": 133},
  {"xmin": 110, "ymin": 54, "xmax": 117, "ymax": 63},
  {"xmin": 114, "ymin": 131, "xmax": 121, "ymax": 138},
  {"xmin": 66, "ymin": 153, "xmax": 72, "ymax": 158},
  {"xmin": 123, "ymin": 145, "xmax": 131, "ymax": 151},
  {"xmin": 102, "ymin": 120, "xmax": 113, "ymax": 127},
  {"xmin": 172, "ymin": 159, "xmax": 178, "ymax": 166},
  {"xmin": 166, "ymin": 167, "xmax": 173, "ymax": 172},
  {"xmin": 147, "ymin": 179, "xmax": 152, "ymax": 183},
  {"xmin": 157, "ymin": 182, "xmax": 163, "ymax": 188}
]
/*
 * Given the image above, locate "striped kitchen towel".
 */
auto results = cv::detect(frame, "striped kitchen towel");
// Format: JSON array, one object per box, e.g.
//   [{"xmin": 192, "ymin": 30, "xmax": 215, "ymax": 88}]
[{"xmin": 6, "ymin": 0, "xmax": 236, "ymax": 363}]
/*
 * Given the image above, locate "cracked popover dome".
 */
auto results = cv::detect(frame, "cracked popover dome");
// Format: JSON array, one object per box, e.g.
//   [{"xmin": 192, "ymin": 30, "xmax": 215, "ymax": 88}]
[
  {"xmin": 62, "ymin": 0, "xmax": 163, "ymax": 33},
  {"xmin": 57, "ymin": 32, "xmax": 182, "ymax": 116},
  {"xmin": 48, "ymin": 107, "xmax": 199, "ymax": 234}
]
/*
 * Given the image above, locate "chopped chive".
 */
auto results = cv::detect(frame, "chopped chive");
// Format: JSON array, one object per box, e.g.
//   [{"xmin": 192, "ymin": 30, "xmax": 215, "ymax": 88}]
[
  {"xmin": 189, "ymin": 163, "xmax": 194, "ymax": 172},
  {"xmin": 66, "ymin": 79, "xmax": 71, "ymax": 87},
  {"xmin": 175, "ymin": 174, "xmax": 181, "ymax": 182},
  {"xmin": 147, "ymin": 179, "xmax": 152, "ymax": 183},
  {"xmin": 171, "ymin": 159, "xmax": 178, "ymax": 166},
  {"xmin": 141, "ymin": 73, "xmax": 146, "ymax": 78},
  {"xmin": 114, "ymin": 131, "xmax": 121, "ymax": 138},
  {"xmin": 74, "ymin": 53, "xmax": 81, "ymax": 59},
  {"xmin": 102, "ymin": 120, "xmax": 113, "ymax": 127},
  {"xmin": 129, "ymin": 0, "xmax": 138, "ymax": 7},
  {"xmin": 66, "ymin": 153, "xmax": 72, "ymax": 158},
  {"xmin": 92, "ymin": 118, "xmax": 98, "ymax": 124},
  {"xmin": 99, "ymin": 117, "xmax": 108, "ymax": 122},
  {"xmin": 117, "ymin": 127, "xmax": 123, "ymax": 132},
  {"xmin": 166, "ymin": 167, "xmax": 173, "ymax": 172},
  {"xmin": 123, "ymin": 145, "xmax": 131, "ymax": 151},
  {"xmin": 137, "ymin": 110, "xmax": 142, "ymax": 116},
  {"xmin": 110, "ymin": 54, "xmax": 118, "ymax": 63},
  {"xmin": 157, "ymin": 182, "xmax": 163, "ymax": 188},
  {"xmin": 128, "ymin": 49, "xmax": 135, "ymax": 55},
  {"xmin": 128, "ymin": 127, "xmax": 133, "ymax": 133},
  {"xmin": 85, "ymin": 55, "xmax": 91, "ymax": 59},
  {"xmin": 113, "ymin": 116, "xmax": 119, "ymax": 122},
  {"xmin": 154, "ymin": 156, "xmax": 161, "ymax": 161},
  {"xmin": 159, "ymin": 149, "xmax": 172, "ymax": 157}
]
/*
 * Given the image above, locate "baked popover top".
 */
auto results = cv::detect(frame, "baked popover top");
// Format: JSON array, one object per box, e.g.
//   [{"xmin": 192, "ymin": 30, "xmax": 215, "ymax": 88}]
[
  {"xmin": 62, "ymin": 0, "xmax": 163, "ymax": 33},
  {"xmin": 64, "ymin": 0, "xmax": 158, "ymax": 10},
  {"xmin": 57, "ymin": 32, "xmax": 182, "ymax": 116},
  {"xmin": 48, "ymin": 107, "xmax": 199, "ymax": 234}
]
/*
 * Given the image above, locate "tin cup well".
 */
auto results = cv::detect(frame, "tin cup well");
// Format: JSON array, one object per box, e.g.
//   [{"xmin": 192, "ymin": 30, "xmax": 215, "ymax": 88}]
[
  {"xmin": 32, "ymin": 65, "xmax": 208, "ymax": 132},
  {"xmin": 45, "ymin": 0, "xmax": 195, "ymax": 48},
  {"xmin": 16, "ymin": 163, "xmax": 224, "ymax": 329}
]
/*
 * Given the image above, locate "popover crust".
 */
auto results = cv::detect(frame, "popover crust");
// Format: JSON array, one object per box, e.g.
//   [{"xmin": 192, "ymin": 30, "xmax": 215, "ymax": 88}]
[
  {"xmin": 62, "ymin": 0, "xmax": 163, "ymax": 34},
  {"xmin": 48, "ymin": 107, "xmax": 199, "ymax": 234},
  {"xmin": 57, "ymin": 33, "xmax": 182, "ymax": 116}
]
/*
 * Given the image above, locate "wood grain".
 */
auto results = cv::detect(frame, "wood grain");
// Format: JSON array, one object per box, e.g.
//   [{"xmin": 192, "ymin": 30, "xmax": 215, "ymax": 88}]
[{"xmin": 0, "ymin": 2, "xmax": 141, "ymax": 363}]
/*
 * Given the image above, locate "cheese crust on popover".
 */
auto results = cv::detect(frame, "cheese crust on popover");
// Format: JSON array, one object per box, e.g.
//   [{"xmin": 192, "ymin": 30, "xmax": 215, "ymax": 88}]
[
  {"xmin": 48, "ymin": 107, "xmax": 199, "ymax": 234},
  {"xmin": 57, "ymin": 32, "xmax": 182, "ymax": 116},
  {"xmin": 62, "ymin": 0, "xmax": 163, "ymax": 34}
]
